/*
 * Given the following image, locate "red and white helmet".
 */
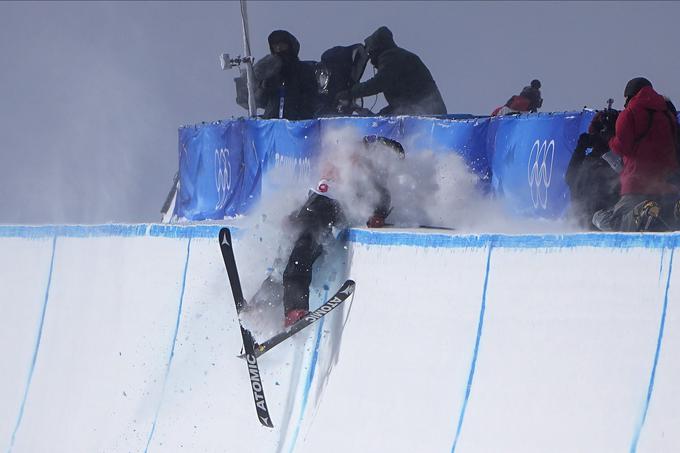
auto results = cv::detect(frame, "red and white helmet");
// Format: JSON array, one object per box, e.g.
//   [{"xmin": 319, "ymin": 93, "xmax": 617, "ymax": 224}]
[{"xmin": 311, "ymin": 177, "xmax": 337, "ymax": 198}]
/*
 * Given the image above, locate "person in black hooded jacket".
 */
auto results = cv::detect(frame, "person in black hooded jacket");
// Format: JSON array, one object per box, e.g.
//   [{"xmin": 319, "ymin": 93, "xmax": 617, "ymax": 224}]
[
  {"xmin": 253, "ymin": 30, "xmax": 319, "ymax": 120},
  {"xmin": 565, "ymin": 112, "xmax": 621, "ymax": 230},
  {"xmin": 336, "ymin": 26, "xmax": 447, "ymax": 116}
]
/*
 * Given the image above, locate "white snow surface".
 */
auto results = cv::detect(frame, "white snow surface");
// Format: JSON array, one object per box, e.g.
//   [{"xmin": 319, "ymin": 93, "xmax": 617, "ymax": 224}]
[{"xmin": 1, "ymin": 224, "xmax": 679, "ymax": 453}]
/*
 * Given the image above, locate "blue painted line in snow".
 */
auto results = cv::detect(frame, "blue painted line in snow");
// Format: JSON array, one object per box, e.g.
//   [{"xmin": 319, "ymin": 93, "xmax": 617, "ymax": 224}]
[
  {"xmin": 144, "ymin": 237, "xmax": 192, "ymax": 453},
  {"xmin": 7, "ymin": 235, "xmax": 57, "ymax": 453},
  {"xmin": 148, "ymin": 224, "xmax": 231, "ymax": 238},
  {"xmin": 0, "ymin": 224, "xmax": 146, "ymax": 238},
  {"xmin": 348, "ymin": 229, "xmax": 680, "ymax": 250},
  {"xmin": 630, "ymin": 248, "xmax": 675, "ymax": 453},
  {"xmin": 0, "ymin": 224, "xmax": 239, "ymax": 239},
  {"xmin": 658, "ymin": 248, "xmax": 667, "ymax": 284},
  {"xmin": 2, "ymin": 224, "xmax": 680, "ymax": 250},
  {"xmin": 288, "ymin": 287, "xmax": 329, "ymax": 453},
  {"xmin": 451, "ymin": 244, "xmax": 493, "ymax": 453}
]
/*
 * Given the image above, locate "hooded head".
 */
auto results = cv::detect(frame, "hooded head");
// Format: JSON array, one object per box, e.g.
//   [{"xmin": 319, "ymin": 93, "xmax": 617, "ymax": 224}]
[
  {"xmin": 520, "ymin": 79, "xmax": 543, "ymax": 110},
  {"xmin": 364, "ymin": 26, "xmax": 397, "ymax": 66},
  {"xmin": 624, "ymin": 77, "xmax": 652, "ymax": 106},
  {"xmin": 267, "ymin": 30, "xmax": 300, "ymax": 58}
]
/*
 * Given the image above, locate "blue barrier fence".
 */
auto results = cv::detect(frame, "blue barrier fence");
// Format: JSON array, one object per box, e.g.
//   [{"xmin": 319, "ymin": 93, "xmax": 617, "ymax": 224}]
[{"xmin": 175, "ymin": 111, "xmax": 606, "ymax": 221}]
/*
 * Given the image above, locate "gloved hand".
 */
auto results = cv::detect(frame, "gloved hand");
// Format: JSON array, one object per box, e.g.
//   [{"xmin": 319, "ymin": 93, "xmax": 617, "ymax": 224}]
[
  {"xmin": 366, "ymin": 215, "xmax": 386, "ymax": 228},
  {"xmin": 352, "ymin": 106, "xmax": 374, "ymax": 117},
  {"xmin": 599, "ymin": 128, "xmax": 615, "ymax": 144},
  {"xmin": 576, "ymin": 133, "xmax": 592, "ymax": 149},
  {"xmin": 591, "ymin": 132, "xmax": 610, "ymax": 150},
  {"xmin": 335, "ymin": 90, "xmax": 351, "ymax": 103}
]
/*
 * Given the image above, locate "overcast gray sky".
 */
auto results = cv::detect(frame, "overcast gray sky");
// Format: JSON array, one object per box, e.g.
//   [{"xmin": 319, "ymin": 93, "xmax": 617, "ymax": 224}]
[{"xmin": 1, "ymin": 1, "xmax": 678, "ymax": 224}]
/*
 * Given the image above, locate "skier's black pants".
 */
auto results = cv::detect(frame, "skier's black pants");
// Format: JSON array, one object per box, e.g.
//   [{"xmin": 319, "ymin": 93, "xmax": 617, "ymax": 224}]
[{"xmin": 283, "ymin": 232, "xmax": 323, "ymax": 314}]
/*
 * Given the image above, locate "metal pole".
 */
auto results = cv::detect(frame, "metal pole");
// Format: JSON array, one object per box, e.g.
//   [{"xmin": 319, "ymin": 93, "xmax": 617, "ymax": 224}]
[{"xmin": 240, "ymin": 0, "xmax": 257, "ymax": 117}]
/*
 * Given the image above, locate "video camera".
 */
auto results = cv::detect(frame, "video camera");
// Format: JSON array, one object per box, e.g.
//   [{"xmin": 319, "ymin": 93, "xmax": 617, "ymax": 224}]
[
  {"xmin": 593, "ymin": 98, "xmax": 619, "ymax": 137},
  {"xmin": 219, "ymin": 53, "xmax": 253, "ymax": 70}
]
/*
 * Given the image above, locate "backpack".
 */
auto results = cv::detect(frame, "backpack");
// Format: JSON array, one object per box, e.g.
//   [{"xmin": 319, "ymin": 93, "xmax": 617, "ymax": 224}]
[
  {"xmin": 666, "ymin": 100, "xmax": 680, "ymax": 164},
  {"xmin": 633, "ymin": 99, "xmax": 680, "ymax": 166}
]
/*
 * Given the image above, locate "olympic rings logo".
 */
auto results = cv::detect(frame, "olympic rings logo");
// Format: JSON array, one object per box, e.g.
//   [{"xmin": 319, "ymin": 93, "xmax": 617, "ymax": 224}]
[
  {"xmin": 215, "ymin": 147, "xmax": 231, "ymax": 211},
  {"xmin": 527, "ymin": 139, "xmax": 555, "ymax": 209}
]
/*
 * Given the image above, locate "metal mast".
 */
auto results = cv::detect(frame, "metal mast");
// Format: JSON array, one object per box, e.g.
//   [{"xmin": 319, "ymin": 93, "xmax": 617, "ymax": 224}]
[{"xmin": 240, "ymin": 0, "xmax": 257, "ymax": 117}]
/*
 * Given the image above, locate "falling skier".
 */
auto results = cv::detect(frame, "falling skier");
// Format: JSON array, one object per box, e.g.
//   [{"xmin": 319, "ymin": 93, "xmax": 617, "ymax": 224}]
[{"xmin": 251, "ymin": 135, "xmax": 405, "ymax": 328}]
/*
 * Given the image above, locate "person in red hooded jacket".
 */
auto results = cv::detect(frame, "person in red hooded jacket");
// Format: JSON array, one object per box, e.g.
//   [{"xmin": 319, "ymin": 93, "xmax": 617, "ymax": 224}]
[
  {"xmin": 592, "ymin": 77, "xmax": 680, "ymax": 231},
  {"xmin": 491, "ymin": 79, "xmax": 543, "ymax": 116}
]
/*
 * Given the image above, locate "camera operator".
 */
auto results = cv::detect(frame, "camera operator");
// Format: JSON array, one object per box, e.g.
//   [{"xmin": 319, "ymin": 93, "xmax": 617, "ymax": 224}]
[
  {"xmin": 335, "ymin": 26, "xmax": 447, "ymax": 116},
  {"xmin": 253, "ymin": 30, "xmax": 319, "ymax": 120},
  {"xmin": 592, "ymin": 77, "xmax": 680, "ymax": 232},
  {"xmin": 565, "ymin": 104, "xmax": 621, "ymax": 230}
]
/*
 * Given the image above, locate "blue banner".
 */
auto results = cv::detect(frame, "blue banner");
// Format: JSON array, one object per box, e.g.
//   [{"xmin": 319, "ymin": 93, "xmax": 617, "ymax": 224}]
[
  {"xmin": 177, "ymin": 121, "xmax": 245, "ymax": 221},
  {"xmin": 175, "ymin": 112, "xmax": 600, "ymax": 221},
  {"xmin": 402, "ymin": 116, "xmax": 491, "ymax": 185},
  {"xmin": 319, "ymin": 116, "xmax": 402, "ymax": 142},
  {"xmin": 245, "ymin": 119, "xmax": 320, "ymax": 199},
  {"xmin": 489, "ymin": 111, "xmax": 595, "ymax": 219}
]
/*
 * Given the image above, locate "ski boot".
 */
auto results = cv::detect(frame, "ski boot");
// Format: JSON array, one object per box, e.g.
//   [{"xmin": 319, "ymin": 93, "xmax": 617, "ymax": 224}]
[
  {"xmin": 284, "ymin": 309, "xmax": 308, "ymax": 328},
  {"xmin": 633, "ymin": 200, "xmax": 661, "ymax": 232},
  {"xmin": 673, "ymin": 199, "xmax": 680, "ymax": 230}
]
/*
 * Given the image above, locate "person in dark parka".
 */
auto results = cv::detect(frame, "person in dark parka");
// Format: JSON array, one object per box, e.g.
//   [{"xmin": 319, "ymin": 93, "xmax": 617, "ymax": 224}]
[
  {"xmin": 336, "ymin": 26, "xmax": 447, "ymax": 116},
  {"xmin": 254, "ymin": 30, "xmax": 319, "ymax": 120},
  {"xmin": 565, "ymin": 112, "xmax": 621, "ymax": 230}
]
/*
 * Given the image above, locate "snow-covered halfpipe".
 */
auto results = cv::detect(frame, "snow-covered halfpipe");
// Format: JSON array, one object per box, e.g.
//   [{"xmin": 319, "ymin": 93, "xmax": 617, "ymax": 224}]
[{"xmin": 1, "ymin": 225, "xmax": 678, "ymax": 453}]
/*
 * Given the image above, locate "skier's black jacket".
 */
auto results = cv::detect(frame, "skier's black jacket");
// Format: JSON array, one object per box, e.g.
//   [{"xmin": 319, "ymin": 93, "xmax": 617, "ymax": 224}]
[
  {"xmin": 290, "ymin": 168, "xmax": 391, "ymax": 241},
  {"xmin": 291, "ymin": 192, "xmax": 344, "ymax": 242},
  {"xmin": 282, "ymin": 146, "xmax": 394, "ymax": 314},
  {"xmin": 348, "ymin": 26, "xmax": 447, "ymax": 116}
]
